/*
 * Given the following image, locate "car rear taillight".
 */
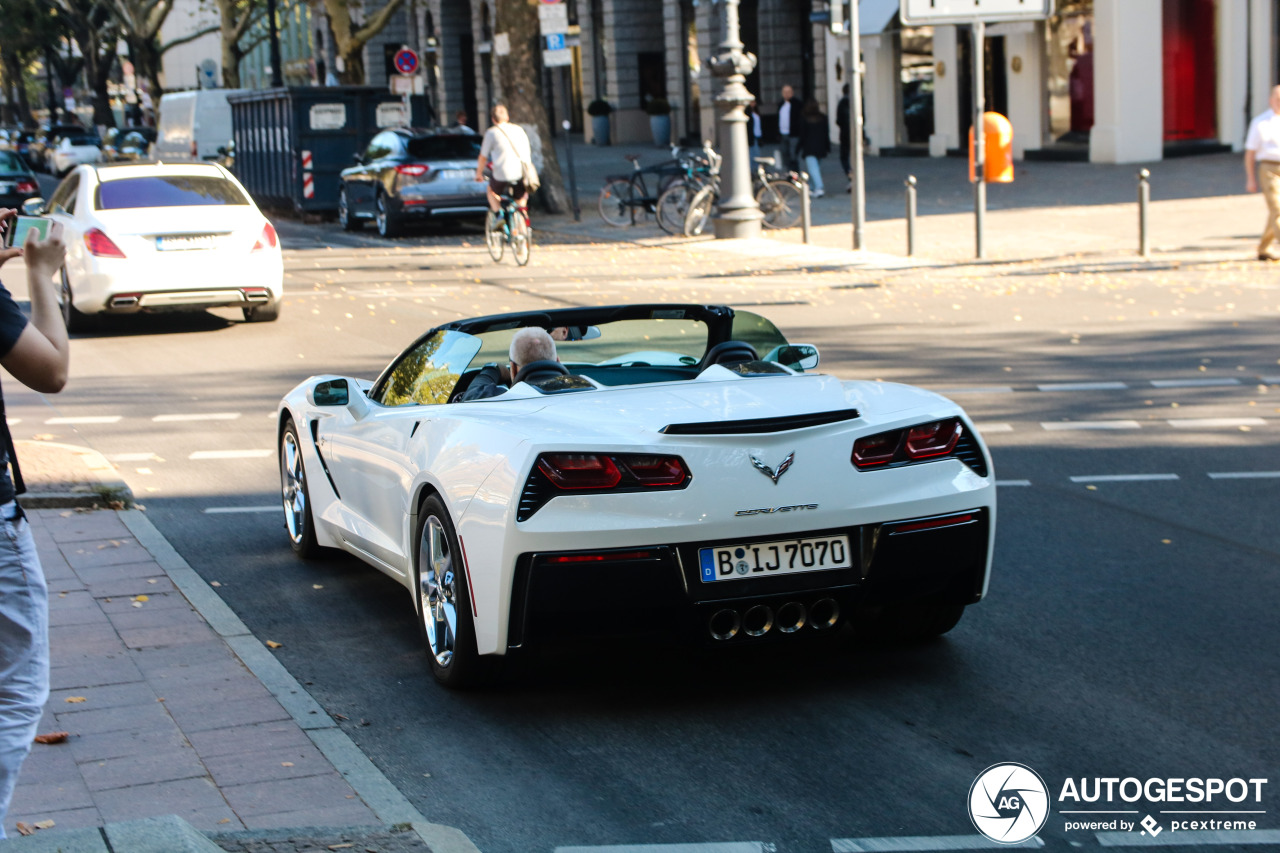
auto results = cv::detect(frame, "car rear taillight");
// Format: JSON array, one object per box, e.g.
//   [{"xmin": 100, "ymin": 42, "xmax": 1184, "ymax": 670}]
[
  {"xmin": 15, "ymin": 180, "xmax": 36, "ymax": 195},
  {"xmin": 395, "ymin": 164, "xmax": 429, "ymax": 176},
  {"xmin": 538, "ymin": 454, "xmax": 622, "ymax": 490},
  {"xmin": 251, "ymin": 222, "xmax": 278, "ymax": 251},
  {"xmin": 84, "ymin": 229, "xmax": 126, "ymax": 258},
  {"xmin": 852, "ymin": 418, "xmax": 965, "ymax": 470},
  {"xmin": 621, "ymin": 455, "xmax": 689, "ymax": 486}
]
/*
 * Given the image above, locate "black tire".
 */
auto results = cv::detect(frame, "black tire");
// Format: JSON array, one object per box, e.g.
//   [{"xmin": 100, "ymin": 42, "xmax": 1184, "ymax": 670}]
[
  {"xmin": 683, "ymin": 184, "xmax": 716, "ymax": 237},
  {"xmin": 756, "ymin": 179, "xmax": 802, "ymax": 229},
  {"xmin": 243, "ymin": 301, "xmax": 281, "ymax": 322},
  {"xmin": 375, "ymin": 193, "xmax": 401, "ymax": 238},
  {"xmin": 338, "ymin": 187, "xmax": 361, "ymax": 231},
  {"xmin": 60, "ymin": 267, "xmax": 97, "ymax": 333},
  {"xmin": 655, "ymin": 182, "xmax": 695, "ymax": 235},
  {"xmin": 280, "ymin": 419, "xmax": 322, "ymax": 559},
  {"xmin": 414, "ymin": 496, "xmax": 492, "ymax": 688},
  {"xmin": 511, "ymin": 210, "xmax": 531, "ymax": 266},
  {"xmin": 598, "ymin": 178, "xmax": 635, "ymax": 227},
  {"xmin": 485, "ymin": 211, "xmax": 505, "ymax": 262}
]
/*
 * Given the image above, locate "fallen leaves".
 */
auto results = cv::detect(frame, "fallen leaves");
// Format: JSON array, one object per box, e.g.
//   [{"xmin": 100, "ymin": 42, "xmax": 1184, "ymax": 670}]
[
  {"xmin": 266, "ymin": 640, "xmax": 283, "ymax": 649},
  {"xmin": 33, "ymin": 732, "xmax": 69, "ymax": 744},
  {"xmin": 65, "ymin": 696, "xmax": 86, "ymax": 704}
]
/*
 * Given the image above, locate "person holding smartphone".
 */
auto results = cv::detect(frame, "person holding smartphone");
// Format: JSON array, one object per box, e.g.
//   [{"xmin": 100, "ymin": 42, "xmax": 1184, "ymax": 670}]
[{"xmin": 0, "ymin": 208, "xmax": 68, "ymax": 838}]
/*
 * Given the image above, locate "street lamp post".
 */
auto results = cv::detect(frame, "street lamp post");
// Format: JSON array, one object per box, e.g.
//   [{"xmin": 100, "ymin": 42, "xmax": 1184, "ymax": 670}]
[
  {"xmin": 709, "ymin": 0, "xmax": 762, "ymax": 240},
  {"xmin": 267, "ymin": 0, "xmax": 284, "ymax": 87}
]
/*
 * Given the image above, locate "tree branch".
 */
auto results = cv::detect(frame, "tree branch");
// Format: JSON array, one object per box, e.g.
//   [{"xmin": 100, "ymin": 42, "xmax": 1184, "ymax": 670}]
[{"xmin": 160, "ymin": 21, "xmax": 217, "ymax": 52}]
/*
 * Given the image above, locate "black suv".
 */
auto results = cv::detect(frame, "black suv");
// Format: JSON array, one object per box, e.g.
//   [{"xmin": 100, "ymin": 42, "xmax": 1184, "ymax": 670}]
[{"xmin": 338, "ymin": 128, "xmax": 486, "ymax": 237}]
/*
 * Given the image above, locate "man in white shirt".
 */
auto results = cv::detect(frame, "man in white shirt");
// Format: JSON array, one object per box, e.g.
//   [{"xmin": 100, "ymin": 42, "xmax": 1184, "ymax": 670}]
[
  {"xmin": 1245, "ymin": 85, "xmax": 1280, "ymax": 261},
  {"xmin": 475, "ymin": 104, "xmax": 533, "ymax": 216}
]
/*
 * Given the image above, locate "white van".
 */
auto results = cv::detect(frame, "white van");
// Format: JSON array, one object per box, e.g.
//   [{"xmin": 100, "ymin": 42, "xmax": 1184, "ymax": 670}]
[{"xmin": 153, "ymin": 89, "xmax": 248, "ymax": 162}]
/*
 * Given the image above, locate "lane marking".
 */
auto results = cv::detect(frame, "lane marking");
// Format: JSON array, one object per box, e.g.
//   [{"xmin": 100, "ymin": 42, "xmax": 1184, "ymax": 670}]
[
  {"xmin": 1150, "ymin": 378, "xmax": 1241, "ymax": 388},
  {"xmin": 996, "ymin": 480, "xmax": 1032, "ymax": 487},
  {"xmin": 975, "ymin": 423, "xmax": 1013, "ymax": 433},
  {"xmin": 189, "ymin": 450, "xmax": 273, "ymax": 460},
  {"xmin": 5, "ymin": 419, "xmax": 17, "ymax": 425},
  {"xmin": 203, "ymin": 506, "xmax": 279, "ymax": 514},
  {"xmin": 45, "ymin": 416, "xmax": 122, "ymax": 424},
  {"xmin": 153, "ymin": 413, "xmax": 242, "ymax": 422},
  {"xmin": 1167, "ymin": 418, "xmax": 1266, "ymax": 429},
  {"xmin": 556, "ymin": 845, "xmax": 770, "ymax": 853},
  {"xmin": 1095, "ymin": 829, "xmax": 1280, "ymax": 847},
  {"xmin": 1042, "ymin": 420, "xmax": 1141, "ymax": 430},
  {"xmin": 1259, "ymin": 376, "xmax": 1280, "ymax": 384},
  {"xmin": 832, "ymin": 836, "xmax": 1043, "ymax": 851},
  {"xmin": 1037, "ymin": 381, "xmax": 1128, "ymax": 391},
  {"xmin": 937, "ymin": 386, "xmax": 1015, "ymax": 395},
  {"xmin": 1070, "ymin": 474, "xmax": 1180, "ymax": 483},
  {"xmin": 107, "ymin": 453, "xmax": 159, "ymax": 462},
  {"xmin": 1208, "ymin": 471, "xmax": 1280, "ymax": 479}
]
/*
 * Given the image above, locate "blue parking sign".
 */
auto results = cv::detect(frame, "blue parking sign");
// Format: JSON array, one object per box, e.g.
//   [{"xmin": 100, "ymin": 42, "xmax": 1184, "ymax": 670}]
[{"xmin": 544, "ymin": 33, "xmax": 566, "ymax": 51}]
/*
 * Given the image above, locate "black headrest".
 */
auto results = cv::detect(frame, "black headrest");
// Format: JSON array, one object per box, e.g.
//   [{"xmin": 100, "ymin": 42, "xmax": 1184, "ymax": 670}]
[
  {"xmin": 698, "ymin": 340, "xmax": 760, "ymax": 372},
  {"xmin": 514, "ymin": 360, "xmax": 569, "ymax": 384}
]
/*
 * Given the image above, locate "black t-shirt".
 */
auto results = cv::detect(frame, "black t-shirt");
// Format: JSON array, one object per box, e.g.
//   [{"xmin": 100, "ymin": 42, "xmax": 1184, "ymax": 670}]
[{"xmin": 0, "ymin": 280, "xmax": 31, "ymax": 504}]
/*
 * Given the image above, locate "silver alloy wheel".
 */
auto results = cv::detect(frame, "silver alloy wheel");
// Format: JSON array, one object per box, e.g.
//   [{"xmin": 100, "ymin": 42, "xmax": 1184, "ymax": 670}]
[
  {"xmin": 281, "ymin": 429, "xmax": 307, "ymax": 546},
  {"xmin": 419, "ymin": 515, "xmax": 457, "ymax": 667}
]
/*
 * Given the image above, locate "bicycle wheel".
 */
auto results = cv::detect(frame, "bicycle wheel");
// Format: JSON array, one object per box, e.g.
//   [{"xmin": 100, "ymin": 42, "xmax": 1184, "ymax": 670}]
[
  {"xmin": 485, "ymin": 210, "xmax": 504, "ymax": 261},
  {"xmin": 756, "ymin": 179, "xmax": 802, "ymax": 229},
  {"xmin": 684, "ymin": 184, "xmax": 717, "ymax": 237},
  {"xmin": 598, "ymin": 178, "xmax": 635, "ymax": 227},
  {"xmin": 655, "ymin": 182, "xmax": 696, "ymax": 235},
  {"xmin": 511, "ymin": 210, "xmax": 532, "ymax": 266}
]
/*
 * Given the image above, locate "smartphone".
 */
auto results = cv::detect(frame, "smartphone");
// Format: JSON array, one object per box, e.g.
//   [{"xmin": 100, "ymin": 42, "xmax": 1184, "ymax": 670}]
[{"xmin": 4, "ymin": 216, "xmax": 50, "ymax": 249}]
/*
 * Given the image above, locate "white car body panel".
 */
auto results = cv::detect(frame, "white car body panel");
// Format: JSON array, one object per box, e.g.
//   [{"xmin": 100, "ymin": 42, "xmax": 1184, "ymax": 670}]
[{"xmin": 279, "ymin": 358, "xmax": 996, "ymax": 657}]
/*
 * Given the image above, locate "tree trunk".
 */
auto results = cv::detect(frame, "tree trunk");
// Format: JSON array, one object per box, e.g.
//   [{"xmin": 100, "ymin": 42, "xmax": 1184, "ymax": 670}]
[
  {"xmin": 7, "ymin": 54, "xmax": 34, "ymax": 127},
  {"xmin": 336, "ymin": 50, "xmax": 364, "ymax": 85},
  {"xmin": 492, "ymin": 0, "xmax": 569, "ymax": 214}
]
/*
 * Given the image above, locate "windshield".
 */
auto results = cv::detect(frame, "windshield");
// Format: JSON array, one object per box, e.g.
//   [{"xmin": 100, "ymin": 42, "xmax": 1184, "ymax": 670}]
[
  {"xmin": 0, "ymin": 151, "xmax": 27, "ymax": 172},
  {"xmin": 406, "ymin": 135, "xmax": 483, "ymax": 161},
  {"xmin": 95, "ymin": 175, "xmax": 249, "ymax": 210}
]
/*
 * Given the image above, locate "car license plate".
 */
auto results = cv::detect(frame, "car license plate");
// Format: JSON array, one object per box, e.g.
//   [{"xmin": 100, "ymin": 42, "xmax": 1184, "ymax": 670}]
[
  {"xmin": 156, "ymin": 234, "xmax": 218, "ymax": 251},
  {"xmin": 438, "ymin": 169, "xmax": 472, "ymax": 180},
  {"xmin": 0, "ymin": 183, "xmax": 12, "ymax": 194},
  {"xmin": 699, "ymin": 534, "xmax": 852, "ymax": 582}
]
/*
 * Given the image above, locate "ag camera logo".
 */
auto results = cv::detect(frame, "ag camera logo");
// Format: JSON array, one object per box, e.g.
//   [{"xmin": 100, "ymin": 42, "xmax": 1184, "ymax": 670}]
[{"xmin": 969, "ymin": 763, "xmax": 1050, "ymax": 844}]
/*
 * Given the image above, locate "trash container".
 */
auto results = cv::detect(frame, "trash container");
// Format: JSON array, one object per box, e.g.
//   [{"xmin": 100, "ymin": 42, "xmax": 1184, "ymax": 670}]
[{"xmin": 229, "ymin": 87, "xmax": 432, "ymax": 214}]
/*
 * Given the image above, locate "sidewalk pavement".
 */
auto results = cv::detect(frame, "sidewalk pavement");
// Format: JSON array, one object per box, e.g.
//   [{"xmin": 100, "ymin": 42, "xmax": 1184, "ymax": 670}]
[{"xmin": 0, "ymin": 446, "xmax": 480, "ymax": 853}]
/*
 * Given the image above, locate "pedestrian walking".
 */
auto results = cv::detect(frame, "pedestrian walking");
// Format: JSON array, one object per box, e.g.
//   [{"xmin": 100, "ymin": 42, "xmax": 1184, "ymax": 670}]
[
  {"xmin": 1246, "ymin": 85, "xmax": 1280, "ymax": 261},
  {"xmin": 747, "ymin": 98, "xmax": 763, "ymax": 162},
  {"xmin": 0, "ymin": 210, "xmax": 69, "ymax": 838},
  {"xmin": 777, "ymin": 85, "xmax": 803, "ymax": 170},
  {"xmin": 836, "ymin": 83, "xmax": 852, "ymax": 192},
  {"xmin": 799, "ymin": 99, "xmax": 830, "ymax": 198}
]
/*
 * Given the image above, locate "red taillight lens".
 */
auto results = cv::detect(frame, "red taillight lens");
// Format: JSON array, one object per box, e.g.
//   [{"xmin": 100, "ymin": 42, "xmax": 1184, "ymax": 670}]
[
  {"xmin": 546, "ymin": 550, "xmax": 655, "ymax": 563},
  {"xmin": 15, "ymin": 180, "xmax": 36, "ymax": 195},
  {"xmin": 890, "ymin": 513, "xmax": 975, "ymax": 535},
  {"xmin": 538, "ymin": 454, "xmax": 622, "ymax": 490},
  {"xmin": 84, "ymin": 229, "xmax": 126, "ymax": 258},
  {"xmin": 252, "ymin": 222, "xmax": 278, "ymax": 251},
  {"xmin": 620, "ymin": 455, "xmax": 689, "ymax": 486},
  {"xmin": 904, "ymin": 419, "xmax": 962, "ymax": 459},
  {"xmin": 852, "ymin": 432, "xmax": 901, "ymax": 468},
  {"xmin": 396, "ymin": 163, "xmax": 428, "ymax": 176}
]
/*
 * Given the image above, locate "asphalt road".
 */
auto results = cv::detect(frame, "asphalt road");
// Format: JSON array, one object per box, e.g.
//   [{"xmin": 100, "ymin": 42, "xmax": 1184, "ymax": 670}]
[{"xmin": 3, "ymin": 212, "xmax": 1278, "ymax": 853}]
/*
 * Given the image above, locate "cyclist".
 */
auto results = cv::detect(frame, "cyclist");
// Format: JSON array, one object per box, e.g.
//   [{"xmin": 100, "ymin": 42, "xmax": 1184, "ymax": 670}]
[{"xmin": 475, "ymin": 104, "xmax": 532, "ymax": 229}]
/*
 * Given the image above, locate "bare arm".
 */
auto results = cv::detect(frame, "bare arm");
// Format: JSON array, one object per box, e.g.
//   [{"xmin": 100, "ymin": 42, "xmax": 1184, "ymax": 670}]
[
  {"xmin": 0, "ymin": 223, "xmax": 69, "ymax": 394},
  {"xmin": 1246, "ymin": 149, "xmax": 1258, "ymax": 194}
]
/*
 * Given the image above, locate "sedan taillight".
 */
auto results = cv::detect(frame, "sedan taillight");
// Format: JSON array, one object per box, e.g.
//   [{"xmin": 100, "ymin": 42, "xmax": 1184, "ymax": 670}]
[
  {"xmin": 395, "ymin": 164, "xmax": 429, "ymax": 176},
  {"xmin": 84, "ymin": 229, "xmax": 126, "ymax": 258},
  {"xmin": 251, "ymin": 222, "xmax": 278, "ymax": 252},
  {"xmin": 15, "ymin": 180, "xmax": 36, "ymax": 195},
  {"xmin": 852, "ymin": 418, "xmax": 965, "ymax": 470}
]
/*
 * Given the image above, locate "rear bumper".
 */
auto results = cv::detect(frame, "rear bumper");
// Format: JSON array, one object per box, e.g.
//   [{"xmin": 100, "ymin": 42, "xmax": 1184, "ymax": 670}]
[{"xmin": 71, "ymin": 259, "xmax": 283, "ymax": 315}]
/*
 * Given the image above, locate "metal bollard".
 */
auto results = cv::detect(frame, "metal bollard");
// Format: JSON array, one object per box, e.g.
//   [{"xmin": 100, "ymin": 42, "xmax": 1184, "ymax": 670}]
[
  {"xmin": 905, "ymin": 175, "xmax": 918, "ymax": 256},
  {"xmin": 800, "ymin": 172, "xmax": 812, "ymax": 244},
  {"xmin": 1137, "ymin": 169, "xmax": 1150, "ymax": 258}
]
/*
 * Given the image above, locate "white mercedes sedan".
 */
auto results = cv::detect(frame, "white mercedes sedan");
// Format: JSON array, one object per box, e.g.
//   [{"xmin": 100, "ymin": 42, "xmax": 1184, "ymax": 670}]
[{"xmin": 31, "ymin": 162, "xmax": 282, "ymax": 331}]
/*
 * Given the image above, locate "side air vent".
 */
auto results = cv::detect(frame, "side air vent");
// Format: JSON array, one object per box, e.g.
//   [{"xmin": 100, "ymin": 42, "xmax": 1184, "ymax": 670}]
[
  {"xmin": 952, "ymin": 427, "xmax": 988, "ymax": 478},
  {"xmin": 660, "ymin": 408, "xmax": 861, "ymax": 436}
]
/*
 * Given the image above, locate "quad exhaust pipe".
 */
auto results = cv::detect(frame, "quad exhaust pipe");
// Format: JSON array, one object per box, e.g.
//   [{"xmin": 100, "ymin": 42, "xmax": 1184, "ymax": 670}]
[{"xmin": 708, "ymin": 598, "xmax": 840, "ymax": 641}]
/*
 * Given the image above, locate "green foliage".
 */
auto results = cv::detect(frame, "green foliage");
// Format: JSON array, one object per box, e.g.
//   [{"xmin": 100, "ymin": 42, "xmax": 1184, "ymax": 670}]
[
  {"xmin": 644, "ymin": 97, "xmax": 672, "ymax": 116},
  {"xmin": 587, "ymin": 99, "xmax": 613, "ymax": 117}
]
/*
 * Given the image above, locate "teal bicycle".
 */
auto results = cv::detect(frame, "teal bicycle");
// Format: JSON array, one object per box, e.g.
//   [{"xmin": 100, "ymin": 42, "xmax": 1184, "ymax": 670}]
[{"xmin": 485, "ymin": 193, "xmax": 531, "ymax": 266}]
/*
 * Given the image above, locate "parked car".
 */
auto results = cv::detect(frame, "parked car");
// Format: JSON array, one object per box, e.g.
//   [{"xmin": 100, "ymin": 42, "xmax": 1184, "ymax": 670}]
[
  {"xmin": 8, "ymin": 130, "xmax": 39, "ymax": 168},
  {"xmin": 103, "ymin": 126, "xmax": 155, "ymax": 162},
  {"xmin": 49, "ymin": 132, "xmax": 104, "ymax": 175},
  {"xmin": 28, "ymin": 125, "xmax": 89, "ymax": 173},
  {"xmin": 30, "ymin": 161, "xmax": 282, "ymax": 331},
  {"xmin": 277, "ymin": 303, "xmax": 996, "ymax": 687},
  {"xmin": 153, "ymin": 89, "xmax": 246, "ymax": 162},
  {"xmin": 338, "ymin": 128, "xmax": 488, "ymax": 237},
  {"xmin": 0, "ymin": 150, "xmax": 40, "ymax": 210}
]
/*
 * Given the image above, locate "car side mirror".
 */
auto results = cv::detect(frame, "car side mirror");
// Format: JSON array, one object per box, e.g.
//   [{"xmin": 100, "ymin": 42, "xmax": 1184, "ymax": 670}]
[
  {"xmin": 310, "ymin": 378, "xmax": 349, "ymax": 406},
  {"xmin": 21, "ymin": 198, "xmax": 45, "ymax": 216}
]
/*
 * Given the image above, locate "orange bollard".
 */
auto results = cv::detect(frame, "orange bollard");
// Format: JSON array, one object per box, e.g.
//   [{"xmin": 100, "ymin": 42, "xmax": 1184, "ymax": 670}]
[{"xmin": 969, "ymin": 112, "xmax": 1014, "ymax": 183}]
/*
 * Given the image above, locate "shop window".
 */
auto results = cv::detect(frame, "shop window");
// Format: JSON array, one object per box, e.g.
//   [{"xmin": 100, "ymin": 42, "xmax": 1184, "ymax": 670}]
[
  {"xmin": 897, "ymin": 26, "xmax": 934, "ymax": 145},
  {"xmin": 1163, "ymin": 0, "xmax": 1216, "ymax": 142},
  {"xmin": 1045, "ymin": 2, "xmax": 1093, "ymax": 146}
]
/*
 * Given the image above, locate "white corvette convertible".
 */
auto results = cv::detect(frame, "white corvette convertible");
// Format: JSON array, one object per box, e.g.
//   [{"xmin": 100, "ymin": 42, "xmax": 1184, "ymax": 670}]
[{"xmin": 277, "ymin": 304, "xmax": 996, "ymax": 686}]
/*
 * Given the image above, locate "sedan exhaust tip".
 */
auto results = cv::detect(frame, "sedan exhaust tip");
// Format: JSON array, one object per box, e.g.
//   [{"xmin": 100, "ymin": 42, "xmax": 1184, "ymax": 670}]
[
  {"xmin": 708, "ymin": 608, "xmax": 741, "ymax": 641},
  {"xmin": 776, "ymin": 601, "xmax": 807, "ymax": 634},
  {"xmin": 742, "ymin": 604, "xmax": 774, "ymax": 637},
  {"xmin": 809, "ymin": 598, "xmax": 840, "ymax": 631}
]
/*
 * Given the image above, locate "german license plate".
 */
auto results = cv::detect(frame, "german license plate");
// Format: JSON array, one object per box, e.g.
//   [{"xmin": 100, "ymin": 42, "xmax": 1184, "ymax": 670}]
[
  {"xmin": 156, "ymin": 234, "xmax": 218, "ymax": 251},
  {"xmin": 0, "ymin": 183, "xmax": 12, "ymax": 194},
  {"xmin": 439, "ymin": 169, "xmax": 472, "ymax": 180},
  {"xmin": 699, "ymin": 534, "xmax": 852, "ymax": 582}
]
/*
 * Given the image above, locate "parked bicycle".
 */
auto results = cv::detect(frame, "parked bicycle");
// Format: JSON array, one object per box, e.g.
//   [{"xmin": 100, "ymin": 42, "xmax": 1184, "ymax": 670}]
[
  {"xmin": 654, "ymin": 143, "xmax": 722, "ymax": 234},
  {"xmin": 681, "ymin": 155, "xmax": 805, "ymax": 237},
  {"xmin": 598, "ymin": 143, "xmax": 719, "ymax": 232},
  {"xmin": 486, "ymin": 192, "xmax": 531, "ymax": 266}
]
